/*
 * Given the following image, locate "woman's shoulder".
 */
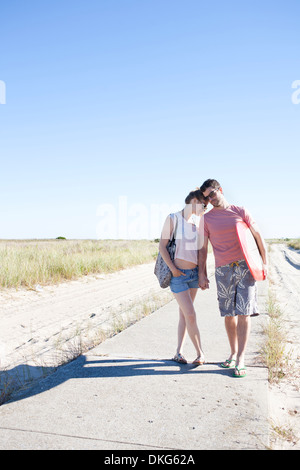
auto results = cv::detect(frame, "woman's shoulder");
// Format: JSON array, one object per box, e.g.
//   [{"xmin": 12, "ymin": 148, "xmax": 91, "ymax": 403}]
[{"xmin": 167, "ymin": 211, "xmax": 181, "ymax": 222}]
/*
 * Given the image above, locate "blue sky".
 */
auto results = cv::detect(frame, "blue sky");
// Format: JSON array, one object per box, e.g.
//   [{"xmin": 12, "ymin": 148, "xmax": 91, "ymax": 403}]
[{"xmin": 1, "ymin": 0, "xmax": 299, "ymax": 239}]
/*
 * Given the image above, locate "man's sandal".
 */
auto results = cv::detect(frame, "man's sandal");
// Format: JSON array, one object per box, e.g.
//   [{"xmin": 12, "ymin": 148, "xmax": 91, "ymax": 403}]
[
  {"xmin": 220, "ymin": 359, "xmax": 236, "ymax": 368},
  {"xmin": 172, "ymin": 353, "xmax": 187, "ymax": 364},
  {"xmin": 233, "ymin": 366, "xmax": 247, "ymax": 378}
]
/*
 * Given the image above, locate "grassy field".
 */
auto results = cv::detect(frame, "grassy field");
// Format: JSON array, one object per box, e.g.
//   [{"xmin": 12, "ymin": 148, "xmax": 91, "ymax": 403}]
[
  {"xmin": 1, "ymin": 238, "xmax": 298, "ymax": 290},
  {"xmin": 0, "ymin": 239, "xmax": 159, "ymax": 289}
]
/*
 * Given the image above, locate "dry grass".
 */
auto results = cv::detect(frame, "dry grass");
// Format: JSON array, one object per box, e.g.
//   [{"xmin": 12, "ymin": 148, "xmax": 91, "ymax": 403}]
[
  {"xmin": 259, "ymin": 291, "xmax": 289, "ymax": 383},
  {"xmin": 271, "ymin": 421, "xmax": 299, "ymax": 446},
  {"xmin": 0, "ymin": 239, "xmax": 159, "ymax": 289},
  {"xmin": 266, "ymin": 238, "xmax": 300, "ymax": 250},
  {"xmin": 287, "ymin": 239, "xmax": 300, "ymax": 250}
]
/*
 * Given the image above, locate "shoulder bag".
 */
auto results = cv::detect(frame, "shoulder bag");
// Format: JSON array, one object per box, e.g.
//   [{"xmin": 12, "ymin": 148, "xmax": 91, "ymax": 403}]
[{"xmin": 154, "ymin": 213, "xmax": 178, "ymax": 288}]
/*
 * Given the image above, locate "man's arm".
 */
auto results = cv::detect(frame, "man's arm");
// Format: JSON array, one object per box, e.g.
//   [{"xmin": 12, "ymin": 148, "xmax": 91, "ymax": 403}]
[{"xmin": 249, "ymin": 223, "xmax": 268, "ymax": 278}]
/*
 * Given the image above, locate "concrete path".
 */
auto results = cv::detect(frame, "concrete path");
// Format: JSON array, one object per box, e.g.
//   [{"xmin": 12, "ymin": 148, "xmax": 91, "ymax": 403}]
[{"xmin": 0, "ymin": 276, "xmax": 269, "ymax": 450}]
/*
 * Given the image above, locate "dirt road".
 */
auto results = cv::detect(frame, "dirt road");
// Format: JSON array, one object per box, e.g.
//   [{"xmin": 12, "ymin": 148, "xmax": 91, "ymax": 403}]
[{"xmin": 0, "ymin": 262, "xmax": 173, "ymax": 371}]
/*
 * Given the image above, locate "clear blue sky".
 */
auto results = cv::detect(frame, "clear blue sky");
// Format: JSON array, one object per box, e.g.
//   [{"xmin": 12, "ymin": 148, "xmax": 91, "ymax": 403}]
[{"xmin": 1, "ymin": 0, "xmax": 299, "ymax": 239}]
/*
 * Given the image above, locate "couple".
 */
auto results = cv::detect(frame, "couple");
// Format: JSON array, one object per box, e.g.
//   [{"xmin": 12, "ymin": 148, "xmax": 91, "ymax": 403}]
[{"xmin": 158, "ymin": 178, "xmax": 267, "ymax": 377}]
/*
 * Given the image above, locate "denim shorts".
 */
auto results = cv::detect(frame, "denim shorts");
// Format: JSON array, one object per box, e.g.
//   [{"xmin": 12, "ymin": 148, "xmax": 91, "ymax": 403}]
[
  {"xmin": 170, "ymin": 267, "xmax": 199, "ymax": 293},
  {"xmin": 215, "ymin": 259, "xmax": 259, "ymax": 317}
]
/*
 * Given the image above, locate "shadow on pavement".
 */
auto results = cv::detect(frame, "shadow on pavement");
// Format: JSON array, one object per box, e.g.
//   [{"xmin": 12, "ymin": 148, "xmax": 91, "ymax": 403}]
[{"xmin": 1, "ymin": 356, "xmax": 233, "ymax": 405}]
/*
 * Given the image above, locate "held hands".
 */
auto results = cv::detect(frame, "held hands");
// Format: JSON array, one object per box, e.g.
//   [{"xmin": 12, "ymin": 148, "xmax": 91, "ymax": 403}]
[{"xmin": 198, "ymin": 273, "xmax": 210, "ymax": 290}]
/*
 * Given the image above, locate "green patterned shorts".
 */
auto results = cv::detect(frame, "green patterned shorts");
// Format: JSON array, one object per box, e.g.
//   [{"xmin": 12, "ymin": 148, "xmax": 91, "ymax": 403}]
[{"xmin": 215, "ymin": 259, "xmax": 259, "ymax": 317}]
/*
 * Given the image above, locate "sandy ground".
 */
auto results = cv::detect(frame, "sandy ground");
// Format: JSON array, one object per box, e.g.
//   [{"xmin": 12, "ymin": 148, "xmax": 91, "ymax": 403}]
[
  {"xmin": 0, "ymin": 263, "xmax": 172, "ymax": 372},
  {"xmin": 268, "ymin": 244, "xmax": 300, "ymax": 449},
  {"xmin": 1, "ymin": 246, "xmax": 299, "ymax": 449}
]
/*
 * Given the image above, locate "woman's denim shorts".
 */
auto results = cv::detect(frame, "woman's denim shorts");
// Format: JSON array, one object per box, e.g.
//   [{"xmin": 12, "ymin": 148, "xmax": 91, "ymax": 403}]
[{"xmin": 170, "ymin": 267, "xmax": 199, "ymax": 293}]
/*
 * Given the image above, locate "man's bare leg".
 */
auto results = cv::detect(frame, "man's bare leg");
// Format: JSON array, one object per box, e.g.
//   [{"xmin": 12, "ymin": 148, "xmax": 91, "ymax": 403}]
[
  {"xmin": 224, "ymin": 316, "xmax": 238, "ymax": 362},
  {"xmin": 236, "ymin": 315, "xmax": 251, "ymax": 369}
]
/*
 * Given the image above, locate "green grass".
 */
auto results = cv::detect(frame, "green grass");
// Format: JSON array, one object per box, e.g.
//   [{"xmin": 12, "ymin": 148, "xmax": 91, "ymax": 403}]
[{"xmin": 0, "ymin": 239, "xmax": 159, "ymax": 289}]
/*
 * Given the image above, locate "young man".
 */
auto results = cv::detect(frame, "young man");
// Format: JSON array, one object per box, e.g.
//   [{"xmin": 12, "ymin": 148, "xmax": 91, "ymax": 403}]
[{"xmin": 198, "ymin": 179, "xmax": 267, "ymax": 377}]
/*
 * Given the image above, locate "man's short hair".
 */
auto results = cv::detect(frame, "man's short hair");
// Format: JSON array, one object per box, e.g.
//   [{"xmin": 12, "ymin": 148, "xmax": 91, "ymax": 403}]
[{"xmin": 200, "ymin": 179, "xmax": 221, "ymax": 193}]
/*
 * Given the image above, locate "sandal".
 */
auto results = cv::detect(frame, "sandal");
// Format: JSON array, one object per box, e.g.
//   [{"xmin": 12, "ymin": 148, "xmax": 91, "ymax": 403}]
[
  {"xmin": 172, "ymin": 353, "xmax": 187, "ymax": 364},
  {"xmin": 220, "ymin": 359, "xmax": 236, "ymax": 368},
  {"xmin": 193, "ymin": 356, "xmax": 205, "ymax": 365},
  {"xmin": 233, "ymin": 366, "xmax": 247, "ymax": 378}
]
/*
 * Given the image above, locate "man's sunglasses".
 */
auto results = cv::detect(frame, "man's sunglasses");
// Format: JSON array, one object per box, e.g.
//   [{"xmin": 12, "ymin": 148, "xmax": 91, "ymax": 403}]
[{"xmin": 205, "ymin": 188, "xmax": 220, "ymax": 200}]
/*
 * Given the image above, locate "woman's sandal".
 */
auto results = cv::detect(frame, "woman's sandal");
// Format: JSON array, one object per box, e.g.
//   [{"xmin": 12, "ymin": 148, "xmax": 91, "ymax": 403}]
[
  {"xmin": 192, "ymin": 356, "xmax": 205, "ymax": 365},
  {"xmin": 220, "ymin": 359, "xmax": 236, "ymax": 368},
  {"xmin": 172, "ymin": 353, "xmax": 187, "ymax": 364}
]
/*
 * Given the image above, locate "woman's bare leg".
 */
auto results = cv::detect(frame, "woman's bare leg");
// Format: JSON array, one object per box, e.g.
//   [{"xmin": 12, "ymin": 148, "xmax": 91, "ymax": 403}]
[
  {"xmin": 176, "ymin": 288, "xmax": 198, "ymax": 354},
  {"xmin": 177, "ymin": 308, "xmax": 187, "ymax": 354},
  {"xmin": 173, "ymin": 289, "xmax": 204, "ymax": 358}
]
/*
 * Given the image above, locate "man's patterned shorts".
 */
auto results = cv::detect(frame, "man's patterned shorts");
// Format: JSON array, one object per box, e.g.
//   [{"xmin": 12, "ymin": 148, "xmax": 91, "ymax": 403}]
[{"xmin": 215, "ymin": 259, "xmax": 259, "ymax": 317}]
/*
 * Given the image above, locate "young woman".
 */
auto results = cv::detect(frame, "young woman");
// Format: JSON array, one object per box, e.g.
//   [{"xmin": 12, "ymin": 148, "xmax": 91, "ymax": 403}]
[{"xmin": 159, "ymin": 189, "xmax": 207, "ymax": 365}]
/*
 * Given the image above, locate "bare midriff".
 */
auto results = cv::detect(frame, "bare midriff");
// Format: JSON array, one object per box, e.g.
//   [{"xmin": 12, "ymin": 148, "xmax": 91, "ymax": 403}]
[{"xmin": 174, "ymin": 258, "xmax": 198, "ymax": 270}]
